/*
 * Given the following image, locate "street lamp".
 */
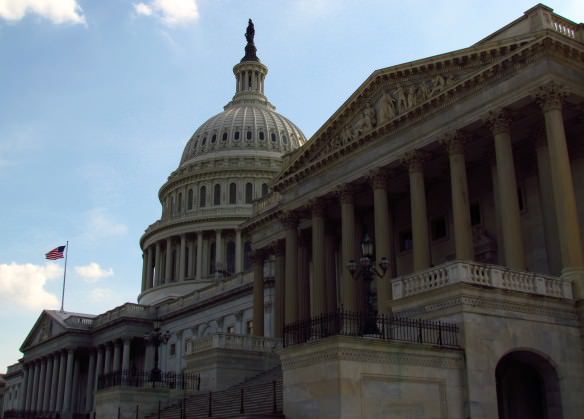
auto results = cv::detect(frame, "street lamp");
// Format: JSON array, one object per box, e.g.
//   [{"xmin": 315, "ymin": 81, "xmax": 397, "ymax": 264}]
[
  {"xmin": 346, "ymin": 233, "xmax": 389, "ymax": 334},
  {"xmin": 144, "ymin": 319, "xmax": 171, "ymax": 382}
]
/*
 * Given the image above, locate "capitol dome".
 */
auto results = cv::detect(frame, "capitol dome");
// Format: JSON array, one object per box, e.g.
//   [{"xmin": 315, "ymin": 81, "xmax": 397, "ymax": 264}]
[{"xmin": 138, "ymin": 21, "xmax": 306, "ymax": 305}]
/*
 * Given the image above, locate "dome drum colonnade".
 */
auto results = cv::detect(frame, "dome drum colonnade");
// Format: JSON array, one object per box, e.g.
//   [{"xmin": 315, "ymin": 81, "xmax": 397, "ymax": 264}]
[
  {"xmin": 138, "ymin": 20, "xmax": 306, "ymax": 305},
  {"xmin": 247, "ymin": 80, "xmax": 584, "ymax": 338}
]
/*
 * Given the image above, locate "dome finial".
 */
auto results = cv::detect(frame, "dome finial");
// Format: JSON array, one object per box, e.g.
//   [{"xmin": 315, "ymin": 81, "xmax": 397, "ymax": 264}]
[{"xmin": 241, "ymin": 18, "xmax": 259, "ymax": 62}]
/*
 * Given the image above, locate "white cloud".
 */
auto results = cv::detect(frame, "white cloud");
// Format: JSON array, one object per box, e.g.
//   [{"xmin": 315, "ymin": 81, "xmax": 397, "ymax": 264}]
[
  {"xmin": 74, "ymin": 262, "xmax": 113, "ymax": 283},
  {"xmin": 0, "ymin": 0, "xmax": 85, "ymax": 24},
  {"xmin": 90, "ymin": 287, "xmax": 114, "ymax": 302},
  {"xmin": 0, "ymin": 263, "xmax": 60, "ymax": 310},
  {"xmin": 134, "ymin": 0, "xmax": 199, "ymax": 26},
  {"xmin": 85, "ymin": 208, "xmax": 128, "ymax": 239}
]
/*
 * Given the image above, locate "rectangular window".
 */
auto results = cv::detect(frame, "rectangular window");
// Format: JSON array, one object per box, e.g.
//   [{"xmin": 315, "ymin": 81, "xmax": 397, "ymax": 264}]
[
  {"xmin": 431, "ymin": 216, "xmax": 448, "ymax": 241},
  {"xmin": 399, "ymin": 229, "xmax": 413, "ymax": 252},
  {"xmin": 227, "ymin": 325, "xmax": 235, "ymax": 334},
  {"xmin": 169, "ymin": 343, "xmax": 176, "ymax": 356},
  {"xmin": 246, "ymin": 320, "xmax": 253, "ymax": 335}
]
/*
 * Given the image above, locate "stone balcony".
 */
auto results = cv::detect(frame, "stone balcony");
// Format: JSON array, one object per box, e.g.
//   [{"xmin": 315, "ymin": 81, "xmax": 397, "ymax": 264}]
[{"xmin": 392, "ymin": 260, "xmax": 573, "ymax": 301}]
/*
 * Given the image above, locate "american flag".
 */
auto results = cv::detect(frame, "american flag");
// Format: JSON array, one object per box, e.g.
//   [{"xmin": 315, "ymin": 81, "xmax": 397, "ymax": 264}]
[{"xmin": 45, "ymin": 246, "xmax": 66, "ymax": 260}]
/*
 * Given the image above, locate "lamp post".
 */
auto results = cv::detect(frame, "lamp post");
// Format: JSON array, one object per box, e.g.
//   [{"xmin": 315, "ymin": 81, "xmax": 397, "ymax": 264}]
[
  {"xmin": 144, "ymin": 319, "xmax": 171, "ymax": 382},
  {"xmin": 346, "ymin": 233, "xmax": 389, "ymax": 334}
]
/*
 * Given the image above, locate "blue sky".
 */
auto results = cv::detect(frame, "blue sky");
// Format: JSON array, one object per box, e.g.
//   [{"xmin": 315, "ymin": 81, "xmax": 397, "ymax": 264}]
[{"xmin": 1, "ymin": 0, "xmax": 582, "ymax": 371}]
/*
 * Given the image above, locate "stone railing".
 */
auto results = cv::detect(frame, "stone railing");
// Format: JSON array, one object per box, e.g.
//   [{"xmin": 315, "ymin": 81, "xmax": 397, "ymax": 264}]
[
  {"xmin": 64, "ymin": 315, "xmax": 95, "ymax": 329},
  {"xmin": 158, "ymin": 271, "xmax": 254, "ymax": 315},
  {"xmin": 547, "ymin": 13, "xmax": 578, "ymax": 39},
  {"xmin": 92, "ymin": 303, "xmax": 152, "ymax": 328},
  {"xmin": 189, "ymin": 333, "xmax": 282, "ymax": 354},
  {"xmin": 392, "ymin": 261, "xmax": 573, "ymax": 300},
  {"xmin": 252, "ymin": 192, "xmax": 281, "ymax": 216}
]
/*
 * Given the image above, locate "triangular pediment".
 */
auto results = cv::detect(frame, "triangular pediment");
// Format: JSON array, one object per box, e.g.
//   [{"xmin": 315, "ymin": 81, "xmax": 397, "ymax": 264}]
[
  {"xmin": 21, "ymin": 311, "xmax": 66, "ymax": 350},
  {"xmin": 273, "ymin": 26, "xmax": 582, "ymax": 191}
]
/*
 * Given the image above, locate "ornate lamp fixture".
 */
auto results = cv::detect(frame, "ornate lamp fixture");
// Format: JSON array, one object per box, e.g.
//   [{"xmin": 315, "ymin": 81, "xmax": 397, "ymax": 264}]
[
  {"xmin": 144, "ymin": 319, "xmax": 171, "ymax": 382},
  {"xmin": 346, "ymin": 233, "xmax": 389, "ymax": 334}
]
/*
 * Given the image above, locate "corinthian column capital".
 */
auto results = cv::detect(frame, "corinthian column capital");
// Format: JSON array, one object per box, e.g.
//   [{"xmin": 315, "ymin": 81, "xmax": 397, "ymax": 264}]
[
  {"xmin": 485, "ymin": 109, "xmax": 512, "ymax": 136},
  {"xmin": 336, "ymin": 184, "xmax": 357, "ymax": 204},
  {"xmin": 401, "ymin": 150, "xmax": 428, "ymax": 173},
  {"xmin": 280, "ymin": 211, "xmax": 298, "ymax": 229},
  {"xmin": 534, "ymin": 81, "xmax": 567, "ymax": 113},
  {"xmin": 440, "ymin": 131, "xmax": 468, "ymax": 155},
  {"xmin": 368, "ymin": 168, "xmax": 391, "ymax": 190}
]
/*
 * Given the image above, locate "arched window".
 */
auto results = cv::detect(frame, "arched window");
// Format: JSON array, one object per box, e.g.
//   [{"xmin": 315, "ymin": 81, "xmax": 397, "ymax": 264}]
[
  {"xmin": 271, "ymin": 133, "xmax": 276, "ymax": 142},
  {"xmin": 177, "ymin": 192, "xmax": 182, "ymax": 213},
  {"xmin": 234, "ymin": 131, "xmax": 240, "ymax": 140},
  {"xmin": 245, "ymin": 183, "xmax": 253, "ymax": 203},
  {"xmin": 246, "ymin": 130, "xmax": 252, "ymax": 140},
  {"xmin": 200, "ymin": 186, "xmax": 206, "ymax": 208},
  {"xmin": 211, "ymin": 134, "xmax": 217, "ymax": 143},
  {"xmin": 210, "ymin": 242, "xmax": 216, "ymax": 274},
  {"xmin": 214, "ymin": 184, "xmax": 221, "ymax": 206},
  {"xmin": 187, "ymin": 189, "xmax": 193, "ymax": 210},
  {"xmin": 202, "ymin": 136, "xmax": 207, "ymax": 145},
  {"xmin": 170, "ymin": 197, "xmax": 175, "ymax": 215},
  {"xmin": 222, "ymin": 132, "xmax": 228, "ymax": 141},
  {"xmin": 229, "ymin": 183, "xmax": 237, "ymax": 204},
  {"xmin": 261, "ymin": 183, "xmax": 268, "ymax": 196},
  {"xmin": 259, "ymin": 131, "xmax": 265, "ymax": 141}
]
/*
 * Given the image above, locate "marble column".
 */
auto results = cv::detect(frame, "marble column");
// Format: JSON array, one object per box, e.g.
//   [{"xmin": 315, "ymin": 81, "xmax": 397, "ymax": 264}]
[
  {"xmin": 443, "ymin": 133, "xmax": 474, "ymax": 261},
  {"xmin": 311, "ymin": 200, "xmax": 327, "ymax": 317},
  {"xmin": 31, "ymin": 360, "xmax": 41, "ymax": 412},
  {"xmin": 371, "ymin": 170, "xmax": 393, "ymax": 313},
  {"xmin": 235, "ymin": 229, "xmax": 243, "ymax": 274},
  {"xmin": 122, "ymin": 338, "xmax": 131, "ymax": 372},
  {"xmin": 165, "ymin": 238, "xmax": 173, "ymax": 282},
  {"xmin": 56, "ymin": 352, "xmax": 66, "ymax": 412},
  {"xmin": 42, "ymin": 355, "xmax": 53, "ymax": 411},
  {"xmin": 70, "ymin": 355, "xmax": 80, "ymax": 413},
  {"xmin": 49, "ymin": 354, "xmax": 59, "ymax": 412},
  {"xmin": 62, "ymin": 350, "xmax": 74, "ymax": 413},
  {"xmin": 273, "ymin": 242, "xmax": 285, "ymax": 338},
  {"xmin": 404, "ymin": 152, "xmax": 431, "ymax": 271},
  {"xmin": 93, "ymin": 347, "xmax": 104, "ymax": 408},
  {"xmin": 536, "ymin": 84, "xmax": 584, "ymax": 295},
  {"xmin": 103, "ymin": 344, "xmax": 112, "ymax": 375},
  {"xmin": 25, "ymin": 362, "xmax": 36, "ymax": 411},
  {"xmin": 141, "ymin": 251, "xmax": 148, "ymax": 292},
  {"xmin": 155, "ymin": 242, "xmax": 162, "ymax": 286},
  {"xmin": 113, "ymin": 341, "xmax": 122, "ymax": 372},
  {"xmin": 144, "ymin": 342, "xmax": 154, "ymax": 373},
  {"xmin": 215, "ymin": 229, "xmax": 223, "ymax": 272},
  {"xmin": 19, "ymin": 364, "xmax": 29, "ymax": 411},
  {"xmin": 146, "ymin": 246, "xmax": 154, "ymax": 290},
  {"xmin": 297, "ymin": 233, "xmax": 310, "ymax": 321},
  {"xmin": 85, "ymin": 351, "xmax": 96, "ymax": 412},
  {"xmin": 324, "ymin": 232, "xmax": 338, "ymax": 314},
  {"xmin": 283, "ymin": 214, "xmax": 299, "ymax": 324},
  {"xmin": 196, "ymin": 232, "xmax": 203, "ymax": 280},
  {"xmin": 179, "ymin": 234, "xmax": 187, "ymax": 281},
  {"xmin": 340, "ymin": 186, "xmax": 358, "ymax": 311},
  {"xmin": 488, "ymin": 110, "xmax": 526, "ymax": 270},
  {"xmin": 252, "ymin": 250, "xmax": 265, "ymax": 336},
  {"xmin": 36, "ymin": 358, "xmax": 46, "ymax": 411}
]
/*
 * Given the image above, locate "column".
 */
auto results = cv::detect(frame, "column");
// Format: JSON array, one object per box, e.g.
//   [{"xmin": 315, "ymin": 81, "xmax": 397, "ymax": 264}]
[
  {"xmin": 371, "ymin": 170, "xmax": 393, "ymax": 313},
  {"xmin": 443, "ymin": 133, "xmax": 474, "ymax": 261},
  {"xmin": 144, "ymin": 342, "xmax": 154, "ymax": 373},
  {"xmin": 29, "ymin": 361, "xmax": 39, "ymax": 411},
  {"xmin": 154, "ymin": 242, "xmax": 162, "ymax": 286},
  {"xmin": 196, "ymin": 232, "xmax": 203, "ymax": 280},
  {"xmin": 49, "ymin": 354, "xmax": 59, "ymax": 412},
  {"xmin": 404, "ymin": 152, "xmax": 431, "ymax": 271},
  {"xmin": 283, "ymin": 214, "xmax": 299, "ymax": 324},
  {"xmin": 297, "ymin": 233, "xmax": 310, "ymax": 321},
  {"xmin": 85, "ymin": 351, "xmax": 96, "ymax": 412},
  {"xmin": 534, "ymin": 131, "xmax": 562, "ymax": 274},
  {"xmin": 215, "ymin": 229, "xmax": 223, "ymax": 272},
  {"xmin": 146, "ymin": 246, "xmax": 154, "ymax": 290},
  {"xmin": 36, "ymin": 358, "xmax": 46, "ymax": 411},
  {"xmin": 103, "ymin": 344, "xmax": 112, "ymax": 375},
  {"xmin": 235, "ymin": 229, "xmax": 243, "ymax": 274},
  {"xmin": 113, "ymin": 341, "xmax": 122, "ymax": 372},
  {"xmin": 488, "ymin": 110, "xmax": 526, "ymax": 270},
  {"xmin": 536, "ymin": 84, "xmax": 584, "ymax": 295},
  {"xmin": 141, "ymin": 251, "xmax": 148, "ymax": 292},
  {"xmin": 93, "ymin": 347, "xmax": 103, "ymax": 409},
  {"xmin": 19, "ymin": 364, "xmax": 29, "ymax": 411},
  {"xmin": 179, "ymin": 234, "xmax": 186, "ymax": 281},
  {"xmin": 311, "ymin": 200, "xmax": 327, "ymax": 317},
  {"xmin": 165, "ymin": 238, "xmax": 173, "ymax": 282},
  {"xmin": 62, "ymin": 350, "xmax": 74, "ymax": 413},
  {"xmin": 340, "ymin": 187, "xmax": 358, "ymax": 311},
  {"xmin": 186, "ymin": 237, "xmax": 194, "ymax": 278},
  {"xmin": 42, "ymin": 355, "xmax": 53, "ymax": 411},
  {"xmin": 70, "ymin": 355, "xmax": 80, "ymax": 413},
  {"xmin": 252, "ymin": 250, "xmax": 265, "ymax": 336},
  {"xmin": 273, "ymin": 242, "xmax": 285, "ymax": 337},
  {"xmin": 324, "ymin": 232, "xmax": 338, "ymax": 314},
  {"xmin": 23, "ymin": 363, "xmax": 33, "ymax": 411},
  {"xmin": 122, "ymin": 338, "xmax": 131, "ymax": 372},
  {"xmin": 56, "ymin": 352, "xmax": 66, "ymax": 412}
]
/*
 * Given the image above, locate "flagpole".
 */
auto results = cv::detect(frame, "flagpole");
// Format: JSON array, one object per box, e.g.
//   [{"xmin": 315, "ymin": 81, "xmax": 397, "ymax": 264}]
[{"xmin": 60, "ymin": 241, "xmax": 69, "ymax": 312}]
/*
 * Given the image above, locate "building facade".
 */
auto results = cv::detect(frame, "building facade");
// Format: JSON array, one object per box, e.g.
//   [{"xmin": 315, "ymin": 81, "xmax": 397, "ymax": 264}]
[{"xmin": 3, "ymin": 5, "xmax": 584, "ymax": 419}]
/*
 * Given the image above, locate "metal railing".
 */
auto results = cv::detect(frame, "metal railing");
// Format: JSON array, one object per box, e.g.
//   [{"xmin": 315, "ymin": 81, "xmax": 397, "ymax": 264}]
[
  {"xmin": 283, "ymin": 309, "xmax": 459, "ymax": 348},
  {"xmin": 4, "ymin": 411, "xmax": 62, "ymax": 419},
  {"xmin": 97, "ymin": 370, "xmax": 200, "ymax": 391}
]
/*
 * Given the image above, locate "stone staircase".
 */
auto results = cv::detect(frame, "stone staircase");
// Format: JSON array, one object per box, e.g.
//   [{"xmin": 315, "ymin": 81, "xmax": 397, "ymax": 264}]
[{"xmin": 146, "ymin": 367, "xmax": 284, "ymax": 419}]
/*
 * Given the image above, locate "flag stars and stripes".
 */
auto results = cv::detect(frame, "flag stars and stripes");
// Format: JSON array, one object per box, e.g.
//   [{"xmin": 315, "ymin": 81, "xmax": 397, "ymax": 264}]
[{"xmin": 45, "ymin": 246, "xmax": 66, "ymax": 260}]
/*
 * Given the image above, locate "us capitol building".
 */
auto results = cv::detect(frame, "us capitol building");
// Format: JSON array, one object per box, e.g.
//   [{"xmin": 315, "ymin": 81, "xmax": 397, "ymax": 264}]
[{"xmin": 2, "ymin": 5, "xmax": 584, "ymax": 419}]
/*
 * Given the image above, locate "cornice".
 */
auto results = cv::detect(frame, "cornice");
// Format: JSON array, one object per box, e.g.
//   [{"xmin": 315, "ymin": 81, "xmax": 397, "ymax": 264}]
[{"xmin": 273, "ymin": 32, "xmax": 584, "ymax": 193}]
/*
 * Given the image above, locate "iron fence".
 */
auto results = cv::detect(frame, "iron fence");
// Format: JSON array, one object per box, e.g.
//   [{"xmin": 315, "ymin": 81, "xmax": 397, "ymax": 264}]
[
  {"xmin": 283, "ymin": 309, "xmax": 459, "ymax": 348},
  {"xmin": 97, "ymin": 369, "xmax": 200, "ymax": 391}
]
